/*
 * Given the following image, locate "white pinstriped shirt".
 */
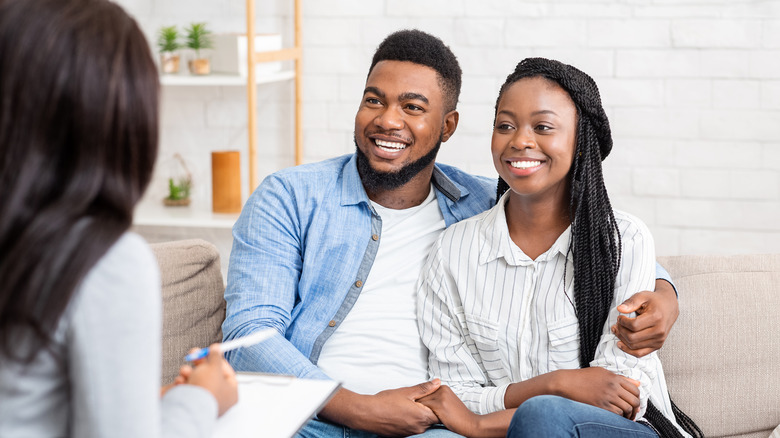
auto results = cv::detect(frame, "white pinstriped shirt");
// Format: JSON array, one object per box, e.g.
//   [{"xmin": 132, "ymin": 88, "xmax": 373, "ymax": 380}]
[{"xmin": 417, "ymin": 193, "xmax": 685, "ymax": 434}]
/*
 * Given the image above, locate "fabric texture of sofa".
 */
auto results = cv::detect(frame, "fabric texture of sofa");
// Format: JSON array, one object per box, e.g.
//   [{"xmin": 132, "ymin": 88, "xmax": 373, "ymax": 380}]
[
  {"xmin": 150, "ymin": 239, "xmax": 780, "ymax": 437},
  {"xmin": 151, "ymin": 239, "xmax": 226, "ymax": 385}
]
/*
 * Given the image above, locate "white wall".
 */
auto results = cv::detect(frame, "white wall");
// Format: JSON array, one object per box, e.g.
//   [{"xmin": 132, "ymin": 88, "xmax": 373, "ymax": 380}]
[{"xmin": 120, "ymin": 0, "xmax": 780, "ymax": 257}]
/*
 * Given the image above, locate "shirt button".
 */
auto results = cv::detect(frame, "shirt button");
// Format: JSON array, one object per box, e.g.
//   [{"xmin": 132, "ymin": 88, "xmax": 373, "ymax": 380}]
[
  {"xmin": 355, "ymin": 280, "xmax": 363, "ymax": 288},
  {"xmin": 372, "ymin": 234, "xmax": 379, "ymax": 241},
  {"xmin": 328, "ymin": 320, "xmax": 336, "ymax": 327}
]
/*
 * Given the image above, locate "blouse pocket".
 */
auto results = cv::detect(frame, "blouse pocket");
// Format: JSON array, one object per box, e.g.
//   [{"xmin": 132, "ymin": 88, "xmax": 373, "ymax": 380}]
[
  {"xmin": 547, "ymin": 316, "xmax": 580, "ymax": 369},
  {"xmin": 464, "ymin": 313, "xmax": 503, "ymax": 371}
]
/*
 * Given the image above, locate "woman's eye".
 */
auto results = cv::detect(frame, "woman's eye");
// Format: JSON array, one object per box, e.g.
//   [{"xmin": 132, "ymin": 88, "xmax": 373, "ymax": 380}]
[
  {"xmin": 535, "ymin": 124, "xmax": 552, "ymax": 132},
  {"xmin": 495, "ymin": 123, "xmax": 514, "ymax": 131}
]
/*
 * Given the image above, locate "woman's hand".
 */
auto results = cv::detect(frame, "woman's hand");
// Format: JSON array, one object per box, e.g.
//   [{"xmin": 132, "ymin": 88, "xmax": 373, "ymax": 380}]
[
  {"xmin": 186, "ymin": 344, "xmax": 239, "ymax": 416},
  {"xmin": 551, "ymin": 368, "xmax": 640, "ymax": 419},
  {"xmin": 419, "ymin": 386, "xmax": 517, "ymax": 438},
  {"xmin": 160, "ymin": 364, "xmax": 194, "ymax": 396},
  {"xmin": 418, "ymin": 385, "xmax": 481, "ymax": 437}
]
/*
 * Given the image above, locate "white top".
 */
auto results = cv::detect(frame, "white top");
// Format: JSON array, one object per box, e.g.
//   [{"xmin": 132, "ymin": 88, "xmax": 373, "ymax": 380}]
[
  {"xmin": 317, "ymin": 187, "xmax": 445, "ymax": 395},
  {"xmin": 0, "ymin": 233, "xmax": 218, "ymax": 437},
  {"xmin": 417, "ymin": 194, "xmax": 686, "ymax": 435}
]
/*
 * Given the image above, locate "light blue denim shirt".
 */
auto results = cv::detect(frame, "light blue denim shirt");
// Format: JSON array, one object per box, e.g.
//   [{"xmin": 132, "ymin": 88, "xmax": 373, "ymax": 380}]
[
  {"xmin": 222, "ymin": 154, "xmax": 496, "ymax": 379},
  {"xmin": 222, "ymin": 153, "xmax": 676, "ymax": 380}
]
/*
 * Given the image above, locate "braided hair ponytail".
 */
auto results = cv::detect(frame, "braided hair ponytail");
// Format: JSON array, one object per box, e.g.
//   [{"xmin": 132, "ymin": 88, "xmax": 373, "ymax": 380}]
[{"xmin": 495, "ymin": 58, "xmax": 702, "ymax": 438}]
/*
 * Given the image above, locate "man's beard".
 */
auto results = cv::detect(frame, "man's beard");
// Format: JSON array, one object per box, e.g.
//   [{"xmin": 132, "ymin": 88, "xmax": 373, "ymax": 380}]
[{"xmin": 355, "ymin": 135, "xmax": 442, "ymax": 192}]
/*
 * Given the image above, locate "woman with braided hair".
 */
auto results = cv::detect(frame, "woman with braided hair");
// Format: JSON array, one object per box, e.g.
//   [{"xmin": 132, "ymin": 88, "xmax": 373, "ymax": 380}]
[{"xmin": 415, "ymin": 58, "xmax": 701, "ymax": 437}]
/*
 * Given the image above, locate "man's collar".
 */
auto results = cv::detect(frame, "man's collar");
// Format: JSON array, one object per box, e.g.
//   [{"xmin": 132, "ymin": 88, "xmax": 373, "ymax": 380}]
[
  {"xmin": 340, "ymin": 154, "xmax": 368, "ymax": 206},
  {"xmin": 340, "ymin": 154, "xmax": 468, "ymax": 206},
  {"xmin": 432, "ymin": 165, "xmax": 467, "ymax": 202}
]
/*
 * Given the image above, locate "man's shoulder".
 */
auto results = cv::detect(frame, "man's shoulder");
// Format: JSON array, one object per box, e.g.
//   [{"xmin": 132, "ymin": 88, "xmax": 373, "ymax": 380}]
[
  {"xmin": 435, "ymin": 162, "xmax": 495, "ymax": 193},
  {"xmin": 434, "ymin": 163, "xmax": 496, "ymax": 218},
  {"xmin": 244, "ymin": 155, "xmax": 355, "ymax": 208},
  {"xmin": 268, "ymin": 154, "xmax": 352, "ymax": 184}
]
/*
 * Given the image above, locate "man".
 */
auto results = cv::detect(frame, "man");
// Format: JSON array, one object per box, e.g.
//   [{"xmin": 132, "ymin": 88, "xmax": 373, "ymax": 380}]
[{"xmin": 222, "ymin": 29, "xmax": 679, "ymax": 437}]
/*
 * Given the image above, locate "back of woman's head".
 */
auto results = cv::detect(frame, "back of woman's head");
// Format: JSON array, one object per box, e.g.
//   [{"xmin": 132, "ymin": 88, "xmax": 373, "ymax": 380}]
[{"xmin": 0, "ymin": 0, "xmax": 158, "ymax": 362}]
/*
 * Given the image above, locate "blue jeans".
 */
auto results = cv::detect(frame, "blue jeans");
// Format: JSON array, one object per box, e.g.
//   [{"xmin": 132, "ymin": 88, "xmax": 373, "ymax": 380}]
[
  {"xmin": 296, "ymin": 418, "xmax": 462, "ymax": 438},
  {"xmin": 507, "ymin": 395, "xmax": 659, "ymax": 438}
]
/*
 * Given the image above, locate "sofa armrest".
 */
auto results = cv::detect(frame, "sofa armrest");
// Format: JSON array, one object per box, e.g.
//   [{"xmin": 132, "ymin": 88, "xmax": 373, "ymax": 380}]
[
  {"xmin": 657, "ymin": 254, "xmax": 780, "ymax": 438},
  {"xmin": 151, "ymin": 239, "xmax": 226, "ymax": 385}
]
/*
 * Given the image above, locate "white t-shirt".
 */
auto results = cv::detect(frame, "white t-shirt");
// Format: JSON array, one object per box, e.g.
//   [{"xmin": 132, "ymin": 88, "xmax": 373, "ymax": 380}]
[{"xmin": 316, "ymin": 186, "xmax": 446, "ymax": 395}]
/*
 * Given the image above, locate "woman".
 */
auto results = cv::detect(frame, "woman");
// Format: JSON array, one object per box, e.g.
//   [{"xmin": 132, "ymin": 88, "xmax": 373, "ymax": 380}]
[
  {"xmin": 0, "ymin": 0, "xmax": 237, "ymax": 436},
  {"xmin": 416, "ymin": 58, "xmax": 701, "ymax": 437}
]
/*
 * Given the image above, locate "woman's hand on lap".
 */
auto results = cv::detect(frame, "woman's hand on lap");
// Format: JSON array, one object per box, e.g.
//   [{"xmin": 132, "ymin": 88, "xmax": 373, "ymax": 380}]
[{"xmin": 552, "ymin": 368, "xmax": 640, "ymax": 419}]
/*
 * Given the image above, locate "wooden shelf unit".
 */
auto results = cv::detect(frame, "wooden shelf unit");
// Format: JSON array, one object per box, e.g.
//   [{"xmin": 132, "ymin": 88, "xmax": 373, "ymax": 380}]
[
  {"xmin": 136, "ymin": 2, "xmax": 302, "ymax": 229},
  {"xmin": 246, "ymin": 0, "xmax": 303, "ymax": 193}
]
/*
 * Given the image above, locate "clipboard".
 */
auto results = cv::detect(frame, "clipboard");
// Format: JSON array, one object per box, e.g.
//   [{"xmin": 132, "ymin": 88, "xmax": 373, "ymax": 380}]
[{"xmin": 212, "ymin": 372, "xmax": 341, "ymax": 438}]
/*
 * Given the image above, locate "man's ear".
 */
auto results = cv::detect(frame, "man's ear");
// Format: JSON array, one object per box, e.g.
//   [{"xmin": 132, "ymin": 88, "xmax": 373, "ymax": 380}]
[{"xmin": 441, "ymin": 110, "xmax": 459, "ymax": 143}]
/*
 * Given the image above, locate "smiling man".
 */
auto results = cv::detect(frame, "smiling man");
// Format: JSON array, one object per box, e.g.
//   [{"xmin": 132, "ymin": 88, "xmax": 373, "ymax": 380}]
[{"xmin": 221, "ymin": 30, "xmax": 680, "ymax": 438}]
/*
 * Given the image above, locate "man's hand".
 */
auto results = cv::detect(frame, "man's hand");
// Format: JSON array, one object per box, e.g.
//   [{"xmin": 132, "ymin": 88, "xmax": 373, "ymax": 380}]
[
  {"xmin": 552, "ymin": 368, "xmax": 641, "ymax": 420},
  {"xmin": 611, "ymin": 279, "xmax": 679, "ymax": 357},
  {"xmin": 318, "ymin": 380, "xmax": 441, "ymax": 437},
  {"xmin": 418, "ymin": 385, "xmax": 480, "ymax": 437}
]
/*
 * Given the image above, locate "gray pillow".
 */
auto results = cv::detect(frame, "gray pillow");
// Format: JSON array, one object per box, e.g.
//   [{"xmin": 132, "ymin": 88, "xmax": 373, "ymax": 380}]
[{"xmin": 151, "ymin": 239, "xmax": 226, "ymax": 385}]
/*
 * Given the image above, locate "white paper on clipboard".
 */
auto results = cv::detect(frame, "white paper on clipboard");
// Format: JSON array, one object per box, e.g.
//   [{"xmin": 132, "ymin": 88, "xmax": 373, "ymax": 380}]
[{"xmin": 212, "ymin": 372, "xmax": 340, "ymax": 438}]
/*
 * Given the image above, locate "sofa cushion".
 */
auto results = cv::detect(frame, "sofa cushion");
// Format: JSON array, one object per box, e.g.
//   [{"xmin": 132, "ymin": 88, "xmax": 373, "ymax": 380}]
[
  {"xmin": 151, "ymin": 239, "xmax": 226, "ymax": 385},
  {"xmin": 657, "ymin": 254, "xmax": 780, "ymax": 438}
]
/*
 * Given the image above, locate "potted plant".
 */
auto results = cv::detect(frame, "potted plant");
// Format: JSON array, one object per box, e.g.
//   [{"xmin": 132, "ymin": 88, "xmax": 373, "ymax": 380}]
[
  {"xmin": 163, "ymin": 153, "xmax": 193, "ymax": 206},
  {"xmin": 157, "ymin": 25, "xmax": 181, "ymax": 74},
  {"xmin": 185, "ymin": 22, "xmax": 213, "ymax": 75}
]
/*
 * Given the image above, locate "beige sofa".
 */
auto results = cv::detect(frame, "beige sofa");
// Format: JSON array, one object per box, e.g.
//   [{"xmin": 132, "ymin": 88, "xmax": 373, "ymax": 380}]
[{"xmin": 150, "ymin": 239, "xmax": 780, "ymax": 438}]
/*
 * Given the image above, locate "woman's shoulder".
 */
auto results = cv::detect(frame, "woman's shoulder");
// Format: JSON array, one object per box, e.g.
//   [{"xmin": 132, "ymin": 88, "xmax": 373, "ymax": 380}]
[
  {"xmin": 612, "ymin": 209, "xmax": 654, "ymax": 247},
  {"xmin": 94, "ymin": 232, "xmax": 158, "ymax": 284},
  {"xmin": 72, "ymin": 232, "xmax": 160, "ymax": 316}
]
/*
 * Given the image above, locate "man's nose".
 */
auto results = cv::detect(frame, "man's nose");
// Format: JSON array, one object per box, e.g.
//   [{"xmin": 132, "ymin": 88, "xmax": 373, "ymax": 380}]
[{"xmin": 374, "ymin": 107, "xmax": 404, "ymax": 131}]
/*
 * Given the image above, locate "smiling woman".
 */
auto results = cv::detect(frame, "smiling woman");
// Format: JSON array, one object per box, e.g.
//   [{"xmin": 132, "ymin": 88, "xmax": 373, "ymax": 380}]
[{"xmin": 415, "ymin": 58, "xmax": 703, "ymax": 438}]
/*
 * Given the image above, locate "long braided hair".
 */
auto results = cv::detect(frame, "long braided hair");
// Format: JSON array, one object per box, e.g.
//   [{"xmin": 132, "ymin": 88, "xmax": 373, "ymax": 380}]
[{"xmin": 495, "ymin": 58, "xmax": 702, "ymax": 438}]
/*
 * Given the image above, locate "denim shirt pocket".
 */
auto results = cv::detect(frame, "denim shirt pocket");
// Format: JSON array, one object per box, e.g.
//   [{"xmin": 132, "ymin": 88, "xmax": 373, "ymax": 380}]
[
  {"xmin": 464, "ymin": 313, "xmax": 502, "ymax": 368},
  {"xmin": 547, "ymin": 316, "xmax": 580, "ymax": 369}
]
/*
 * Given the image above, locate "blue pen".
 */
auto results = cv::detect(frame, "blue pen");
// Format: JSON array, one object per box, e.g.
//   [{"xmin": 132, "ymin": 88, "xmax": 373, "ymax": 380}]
[{"xmin": 185, "ymin": 328, "xmax": 276, "ymax": 362}]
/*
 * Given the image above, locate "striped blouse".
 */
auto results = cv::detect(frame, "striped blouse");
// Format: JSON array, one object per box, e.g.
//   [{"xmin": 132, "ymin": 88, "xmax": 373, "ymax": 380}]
[{"xmin": 417, "ymin": 193, "xmax": 684, "ymax": 433}]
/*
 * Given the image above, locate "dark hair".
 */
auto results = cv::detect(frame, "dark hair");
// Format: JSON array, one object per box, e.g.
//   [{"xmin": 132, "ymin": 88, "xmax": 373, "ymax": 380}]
[
  {"xmin": 495, "ymin": 58, "xmax": 702, "ymax": 438},
  {"xmin": 369, "ymin": 29, "xmax": 462, "ymax": 112},
  {"xmin": 0, "ymin": 0, "xmax": 159, "ymax": 363}
]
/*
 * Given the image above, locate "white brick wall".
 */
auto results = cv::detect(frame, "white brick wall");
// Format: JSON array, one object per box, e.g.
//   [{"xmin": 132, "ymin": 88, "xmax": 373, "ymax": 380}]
[{"xmin": 116, "ymin": 0, "xmax": 780, "ymax": 257}]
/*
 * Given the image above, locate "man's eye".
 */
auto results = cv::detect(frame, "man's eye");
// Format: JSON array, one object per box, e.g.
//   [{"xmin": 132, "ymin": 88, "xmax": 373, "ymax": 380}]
[
  {"xmin": 405, "ymin": 104, "xmax": 423, "ymax": 111},
  {"xmin": 366, "ymin": 97, "xmax": 381, "ymax": 105}
]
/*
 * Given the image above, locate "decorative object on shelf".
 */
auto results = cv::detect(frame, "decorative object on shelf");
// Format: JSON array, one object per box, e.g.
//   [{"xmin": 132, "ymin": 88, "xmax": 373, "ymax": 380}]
[
  {"xmin": 157, "ymin": 25, "xmax": 182, "ymax": 74},
  {"xmin": 164, "ymin": 153, "xmax": 193, "ymax": 207},
  {"xmin": 211, "ymin": 33, "xmax": 282, "ymax": 77},
  {"xmin": 211, "ymin": 151, "xmax": 242, "ymax": 213},
  {"xmin": 185, "ymin": 22, "xmax": 213, "ymax": 75}
]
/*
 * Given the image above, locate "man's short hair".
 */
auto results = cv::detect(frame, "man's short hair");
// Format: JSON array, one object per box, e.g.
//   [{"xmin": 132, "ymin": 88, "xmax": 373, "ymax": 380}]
[{"xmin": 369, "ymin": 29, "xmax": 462, "ymax": 112}]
